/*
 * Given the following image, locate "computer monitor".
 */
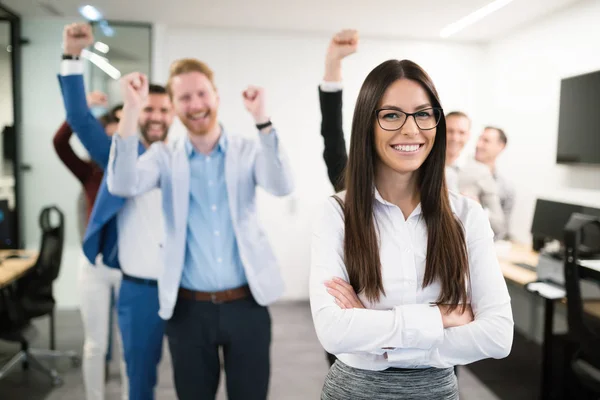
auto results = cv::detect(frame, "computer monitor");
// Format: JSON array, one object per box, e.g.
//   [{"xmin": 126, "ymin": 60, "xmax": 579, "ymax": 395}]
[{"xmin": 531, "ymin": 198, "xmax": 600, "ymax": 256}]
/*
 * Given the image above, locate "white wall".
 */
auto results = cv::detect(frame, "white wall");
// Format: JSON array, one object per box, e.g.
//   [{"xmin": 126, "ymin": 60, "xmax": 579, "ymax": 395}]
[
  {"xmin": 481, "ymin": 0, "xmax": 600, "ymax": 243},
  {"xmin": 155, "ymin": 27, "xmax": 487, "ymax": 300}
]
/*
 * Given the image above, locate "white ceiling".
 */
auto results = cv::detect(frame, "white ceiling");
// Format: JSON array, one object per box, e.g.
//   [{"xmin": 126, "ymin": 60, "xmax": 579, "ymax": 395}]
[{"xmin": 0, "ymin": 0, "xmax": 585, "ymax": 42}]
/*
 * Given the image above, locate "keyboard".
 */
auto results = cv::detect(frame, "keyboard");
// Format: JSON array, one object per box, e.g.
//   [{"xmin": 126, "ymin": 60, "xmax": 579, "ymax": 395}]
[{"xmin": 514, "ymin": 262, "xmax": 536, "ymax": 272}]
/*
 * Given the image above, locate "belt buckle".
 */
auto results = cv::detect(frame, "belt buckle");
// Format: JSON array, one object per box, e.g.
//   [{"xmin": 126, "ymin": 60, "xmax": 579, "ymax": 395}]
[{"xmin": 210, "ymin": 293, "xmax": 223, "ymax": 304}]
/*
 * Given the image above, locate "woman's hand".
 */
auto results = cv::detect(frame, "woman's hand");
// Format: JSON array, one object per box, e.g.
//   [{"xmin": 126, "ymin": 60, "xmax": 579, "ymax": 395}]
[
  {"xmin": 438, "ymin": 304, "xmax": 474, "ymax": 328},
  {"xmin": 324, "ymin": 277, "xmax": 365, "ymax": 309}
]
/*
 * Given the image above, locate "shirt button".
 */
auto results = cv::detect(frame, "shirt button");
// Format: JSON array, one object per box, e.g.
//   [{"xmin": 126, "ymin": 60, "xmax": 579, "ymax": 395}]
[
  {"xmin": 405, "ymin": 248, "xmax": 411, "ymax": 253},
  {"xmin": 214, "ymin": 230, "xmax": 220, "ymax": 236},
  {"xmin": 217, "ymin": 258, "xmax": 222, "ymax": 263},
  {"xmin": 208, "ymin": 180, "xmax": 214, "ymax": 186},
  {"xmin": 206, "ymin": 157, "xmax": 211, "ymax": 162},
  {"xmin": 211, "ymin": 205, "xmax": 217, "ymax": 211}
]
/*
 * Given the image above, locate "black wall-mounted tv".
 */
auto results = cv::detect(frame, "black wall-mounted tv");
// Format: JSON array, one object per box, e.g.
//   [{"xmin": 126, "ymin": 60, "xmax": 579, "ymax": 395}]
[{"xmin": 556, "ymin": 70, "xmax": 600, "ymax": 165}]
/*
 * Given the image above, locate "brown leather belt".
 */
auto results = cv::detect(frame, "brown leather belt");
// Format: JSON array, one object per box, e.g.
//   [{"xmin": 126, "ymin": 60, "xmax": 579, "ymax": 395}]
[{"xmin": 178, "ymin": 285, "xmax": 251, "ymax": 304}]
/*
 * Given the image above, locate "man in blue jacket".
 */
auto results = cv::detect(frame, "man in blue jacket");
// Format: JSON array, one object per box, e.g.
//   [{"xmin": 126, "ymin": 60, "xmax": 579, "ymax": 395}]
[{"xmin": 59, "ymin": 22, "xmax": 174, "ymax": 400}]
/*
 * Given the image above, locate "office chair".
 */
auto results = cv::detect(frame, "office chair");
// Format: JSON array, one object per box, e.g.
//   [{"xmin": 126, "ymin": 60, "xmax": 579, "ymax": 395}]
[
  {"xmin": 0, "ymin": 206, "xmax": 80, "ymax": 386},
  {"xmin": 564, "ymin": 213, "xmax": 600, "ymax": 398}
]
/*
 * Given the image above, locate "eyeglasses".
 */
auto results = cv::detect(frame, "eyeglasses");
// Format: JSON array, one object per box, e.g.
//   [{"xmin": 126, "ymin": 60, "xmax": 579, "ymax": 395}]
[{"xmin": 375, "ymin": 107, "xmax": 443, "ymax": 131}]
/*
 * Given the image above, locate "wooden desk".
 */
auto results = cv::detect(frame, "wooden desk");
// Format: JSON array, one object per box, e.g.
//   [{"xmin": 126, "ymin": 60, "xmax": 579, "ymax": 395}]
[
  {"xmin": 0, "ymin": 250, "xmax": 38, "ymax": 289},
  {"xmin": 498, "ymin": 243, "xmax": 539, "ymax": 286}
]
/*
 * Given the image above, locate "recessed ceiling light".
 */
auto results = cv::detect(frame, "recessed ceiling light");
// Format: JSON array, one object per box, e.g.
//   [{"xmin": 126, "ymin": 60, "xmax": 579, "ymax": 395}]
[
  {"xmin": 78, "ymin": 5, "xmax": 103, "ymax": 22},
  {"xmin": 440, "ymin": 0, "xmax": 515, "ymax": 38}
]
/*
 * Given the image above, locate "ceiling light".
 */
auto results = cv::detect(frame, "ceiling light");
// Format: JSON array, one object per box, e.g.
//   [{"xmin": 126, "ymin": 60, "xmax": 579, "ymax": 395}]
[
  {"xmin": 440, "ymin": 0, "xmax": 515, "ymax": 38},
  {"xmin": 81, "ymin": 49, "xmax": 121, "ymax": 80},
  {"xmin": 78, "ymin": 5, "xmax": 103, "ymax": 22},
  {"xmin": 99, "ymin": 20, "xmax": 115, "ymax": 37},
  {"xmin": 94, "ymin": 41, "xmax": 109, "ymax": 53}
]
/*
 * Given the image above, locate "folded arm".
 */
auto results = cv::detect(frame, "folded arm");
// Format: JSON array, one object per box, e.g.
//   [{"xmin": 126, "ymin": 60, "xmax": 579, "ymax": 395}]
[
  {"xmin": 386, "ymin": 204, "xmax": 514, "ymax": 367},
  {"xmin": 309, "ymin": 198, "xmax": 444, "ymax": 355}
]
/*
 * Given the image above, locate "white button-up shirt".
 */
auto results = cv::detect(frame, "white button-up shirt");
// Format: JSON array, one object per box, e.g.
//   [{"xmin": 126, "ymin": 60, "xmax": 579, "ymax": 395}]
[
  {"xmin": 117, "ymin": 189, "xmax": 165, "ymax": 280},
  {"xmin": 310, "ymin": 190, "xmax": 513, "ymax": 370}
]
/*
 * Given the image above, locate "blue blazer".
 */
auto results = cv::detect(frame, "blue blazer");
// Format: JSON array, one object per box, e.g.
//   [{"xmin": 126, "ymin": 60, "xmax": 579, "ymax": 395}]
[{"xmin": 58, "ymin": 74, "xmax": 144, "ymax": 268}]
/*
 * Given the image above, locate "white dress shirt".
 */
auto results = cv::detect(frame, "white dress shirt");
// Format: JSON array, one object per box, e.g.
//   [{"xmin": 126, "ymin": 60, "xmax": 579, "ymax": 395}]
[
  {"xmin": 117, "ymin": 189, "xmax": 165, "ymax": 280},
  {"xmin": 310, "ymin": 190, "xmax": 513, "ymax": 370}
]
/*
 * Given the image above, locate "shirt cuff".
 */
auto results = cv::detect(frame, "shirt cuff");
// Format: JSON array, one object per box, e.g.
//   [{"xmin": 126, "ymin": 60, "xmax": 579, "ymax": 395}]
[
  {"xmin": 320, "ymin": 81, "xmax": 343, "ymax": 92},
  {"xmin": 259, "ymin": 127, "xmax": 279, "ymax": 149},
  {"xmin": 60, "ymin": 60, "xmax": 84, "ymax": 76},
  {"xmin": 386, "ymin": 348, "xmax": 430, "ymax": 365},
  {"xmin": 397, "ymin": 304, "xmax": 444, "ymax": 349},
  {"xmin": 113, "ymin": 133, "xmax": 140, "ymax": 153}
]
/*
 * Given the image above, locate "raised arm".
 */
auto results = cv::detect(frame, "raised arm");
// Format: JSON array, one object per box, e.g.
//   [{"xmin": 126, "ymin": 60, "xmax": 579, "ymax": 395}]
[
  {"xmin": 318, "ymin": 30, "xmax": 357, "ymax": 191},
  {"xmin": 242, "ymin": 86, "xmax": 294, "ymax": 197},
  {"xmin": 58, "ymin": 23, "xmax": 112, "ymax": 169},
  {"xmin": 107, "ymin": 73, "xmax": 160, "ymax": 197}
]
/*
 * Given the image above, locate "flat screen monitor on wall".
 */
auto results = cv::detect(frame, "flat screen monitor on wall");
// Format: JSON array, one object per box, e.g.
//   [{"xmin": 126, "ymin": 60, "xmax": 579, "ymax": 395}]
[{"xmin": 556, "ymin": 70, "xmax": 600, "ymax": 165}]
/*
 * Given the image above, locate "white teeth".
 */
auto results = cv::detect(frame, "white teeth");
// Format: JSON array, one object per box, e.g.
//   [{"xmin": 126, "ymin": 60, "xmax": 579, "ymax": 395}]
[
  {"xmin": 190, "ymin": 111, "xmax": 209, "ymax": 119},
  {"xmin": 393, "ymin": 144, "xmax": 420, "ymax": 152}
]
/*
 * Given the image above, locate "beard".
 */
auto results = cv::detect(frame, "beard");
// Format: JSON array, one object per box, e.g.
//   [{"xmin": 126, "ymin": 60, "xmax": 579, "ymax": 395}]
[
  {"xmin": 140, "ymin": 120, "xmax": 169, "ymax": 144},
  {"xmin": 180, "ymin": 109, "xmax": 219, "ymax": 136}
]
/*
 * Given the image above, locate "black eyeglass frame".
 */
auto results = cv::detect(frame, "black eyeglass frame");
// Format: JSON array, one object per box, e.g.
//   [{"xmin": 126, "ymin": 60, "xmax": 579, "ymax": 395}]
[{"xmin": 375, "ymin": 107, "xmax": 444, "ymax": 131}]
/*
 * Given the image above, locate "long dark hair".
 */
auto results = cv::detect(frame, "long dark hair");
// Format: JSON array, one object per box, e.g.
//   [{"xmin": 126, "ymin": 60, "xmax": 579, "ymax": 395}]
[{"xmin": 343, "ymin": 59, "xmax": 469, "ymax": 310}]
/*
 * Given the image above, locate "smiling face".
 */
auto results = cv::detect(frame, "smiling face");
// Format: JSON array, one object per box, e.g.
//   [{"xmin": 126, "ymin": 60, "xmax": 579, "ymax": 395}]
[
  {"xmin": 446, "ymin": 114, "xmax": 471, "ymax": 162},
  {"xmin": 476, "ymin": 127, "xmax": 506, "ymax": 164},
  {"xmin": 170, "ymin": 71, "xmax": 220, "ymax": 136},
  {"xmin": 138, "ymin": 93, "xmax": 174, "ymax": 143},
  {"xmin": 373, "ymin": 78, "xmax": 437, "ymax": 178}
]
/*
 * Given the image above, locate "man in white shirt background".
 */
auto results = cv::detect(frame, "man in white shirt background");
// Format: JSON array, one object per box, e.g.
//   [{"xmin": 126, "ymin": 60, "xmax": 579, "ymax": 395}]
[
  {"xmin": 445, "ymin": 111, "xmax": 506, "ymax": 238},
  {"xmin": 475, "ymin": 126, "xmax": 516, "ymax": 239}
]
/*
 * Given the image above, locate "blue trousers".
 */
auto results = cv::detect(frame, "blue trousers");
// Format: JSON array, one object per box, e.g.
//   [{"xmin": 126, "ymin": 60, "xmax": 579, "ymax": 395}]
[{"xmin": 118, "ymin": 278, "xmax": 165, "ymax": 400}]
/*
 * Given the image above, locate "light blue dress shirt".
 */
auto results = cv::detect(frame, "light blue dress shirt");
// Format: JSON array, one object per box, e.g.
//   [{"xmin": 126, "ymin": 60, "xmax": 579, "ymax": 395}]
[{"xmin": 180, "ymin": 133, "xmax": 247, "ymax": 292}]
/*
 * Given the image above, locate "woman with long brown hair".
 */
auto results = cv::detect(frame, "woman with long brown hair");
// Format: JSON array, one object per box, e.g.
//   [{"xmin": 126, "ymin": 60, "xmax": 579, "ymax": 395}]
[{"xmin": 309, "ymin": 59, "xmax": 513, "ymax": 399}]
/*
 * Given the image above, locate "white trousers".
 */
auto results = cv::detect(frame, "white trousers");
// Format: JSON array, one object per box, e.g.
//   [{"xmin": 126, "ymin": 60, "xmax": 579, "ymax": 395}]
[{"xmin": 78, "ymin": 254, "xmax": 128, "ymax": 400}]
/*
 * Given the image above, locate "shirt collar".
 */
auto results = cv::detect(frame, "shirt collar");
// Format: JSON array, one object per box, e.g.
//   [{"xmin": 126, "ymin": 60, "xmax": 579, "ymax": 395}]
[
  {"xmin": 373, "ymin": 187, "xmax": 423, "ymax": 217},
  {"xmin": 184, "ymin": 126, "xmax": 228, "ymax": 158}
]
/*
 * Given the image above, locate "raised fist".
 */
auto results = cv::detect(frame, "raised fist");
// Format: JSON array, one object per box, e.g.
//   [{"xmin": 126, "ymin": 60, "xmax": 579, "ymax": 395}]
[
  {"xmin": 63, "ymin": 23, "xmax": 94, "ymax": 56},
  {"xmin": 326, "ymin": 29, "xmax": 359, "ymax": 63},
  {"xmin": 242, "ymin": 86, "xmax": 268, "ymax": 124},
  {"xmin": 119, "ymin": 72, "xmax": 148, "ymax": 110}
]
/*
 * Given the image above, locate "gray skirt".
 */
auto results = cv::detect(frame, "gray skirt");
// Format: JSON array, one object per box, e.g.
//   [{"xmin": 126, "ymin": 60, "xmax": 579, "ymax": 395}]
[{"xmin": 322, "ymin": 360, "xmax": 459, "ymax": 400}]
